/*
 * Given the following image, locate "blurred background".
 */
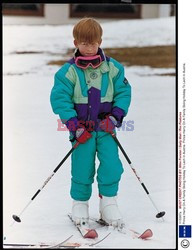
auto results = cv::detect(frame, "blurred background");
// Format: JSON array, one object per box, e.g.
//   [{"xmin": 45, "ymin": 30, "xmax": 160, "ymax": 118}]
[
  {"xmin": 3, "ymin": 3, "xmax": 176, "ymax": 248},
  {"xmin": 3, "ymin": 3, "xmax": 176, "ymax": 25},
  {"xmin": 3, "ymin": 3, "xmax": 176, "ymax": 69}
]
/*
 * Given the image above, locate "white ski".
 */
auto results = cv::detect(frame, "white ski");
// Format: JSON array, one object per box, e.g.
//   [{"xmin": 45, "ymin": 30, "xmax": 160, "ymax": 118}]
[
  {"xmin": 68, "ymin": 214, "xmax": 111, "ymax": 246},
  {"xmin": 3, "ymin": 235, "xmax": 74, "ymax": 249},
  {"xmin": 90, "ymin": 217, "xmax": 153, "ymax": 240},
  {"xmin": 68, "ymin": 214, "xmax": 98, "ymax": 239}
]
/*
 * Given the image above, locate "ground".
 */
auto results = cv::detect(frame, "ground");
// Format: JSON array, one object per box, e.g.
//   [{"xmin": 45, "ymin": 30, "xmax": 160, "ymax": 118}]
[{"xmin": 48, "ymin": 45, "xmax": 176, "ymax": 70}]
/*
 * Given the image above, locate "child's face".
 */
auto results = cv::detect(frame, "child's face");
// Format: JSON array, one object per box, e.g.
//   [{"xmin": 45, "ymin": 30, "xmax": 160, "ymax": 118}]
[{"xmin": 74, "ymin": 40, "xmax": 101, "ymax": 57}]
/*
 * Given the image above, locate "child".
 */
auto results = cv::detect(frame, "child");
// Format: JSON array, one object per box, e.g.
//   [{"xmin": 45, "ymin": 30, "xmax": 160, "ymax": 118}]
[{"xmin": 50, "ymin": 18, "xmax": 131, "ymax": 230}]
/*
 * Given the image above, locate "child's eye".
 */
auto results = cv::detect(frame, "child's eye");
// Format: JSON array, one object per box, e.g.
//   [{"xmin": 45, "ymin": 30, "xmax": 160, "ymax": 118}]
[
  {"xmin": 81, "ymin": 42, "xmax": 87, "ymax": 46},
  {"xmin": 80, "ymin": 42, "xmax": 98, "ymax": 47}
]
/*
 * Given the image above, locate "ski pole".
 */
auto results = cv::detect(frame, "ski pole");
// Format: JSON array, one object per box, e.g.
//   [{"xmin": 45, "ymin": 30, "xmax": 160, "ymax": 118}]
[
  {"xmin": 110, "ymin": 131, "xmax": 165, "ymax": 219},
  {"xmin": 12, "ymin": 141, "xmax": 80, "ymax": 224}
]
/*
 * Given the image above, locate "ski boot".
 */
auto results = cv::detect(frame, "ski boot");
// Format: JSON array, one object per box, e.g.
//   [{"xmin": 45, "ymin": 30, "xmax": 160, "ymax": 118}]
[
  {"xmin": 71, "ymin": 200, "xmax": 89, "ymax": 227},
  {"xmin": 99, "ymin": 195, "xmax": 125, "ymax": 232}
]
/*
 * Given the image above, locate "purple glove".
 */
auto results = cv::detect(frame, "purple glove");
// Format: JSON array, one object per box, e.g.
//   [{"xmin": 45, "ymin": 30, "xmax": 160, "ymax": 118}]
[{"xmin": 99, "ymin": 115, "xmax": 117, "ymax": 132}]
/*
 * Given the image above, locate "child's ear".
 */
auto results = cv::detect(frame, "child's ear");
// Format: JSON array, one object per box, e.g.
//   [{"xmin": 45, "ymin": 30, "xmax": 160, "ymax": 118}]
[
  {"xmin": 74, "ymin": 40, "xmax": 78, "ymax": 48},
  {"xmin": 98, "ymin": 39, "xmax": 102, "ymax": 46}
]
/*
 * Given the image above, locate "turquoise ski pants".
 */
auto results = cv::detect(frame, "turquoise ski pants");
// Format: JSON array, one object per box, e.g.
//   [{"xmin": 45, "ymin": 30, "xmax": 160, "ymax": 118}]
[{"xmin": 70, "ymin": 131, "xmax": 124, "ymax": 201}]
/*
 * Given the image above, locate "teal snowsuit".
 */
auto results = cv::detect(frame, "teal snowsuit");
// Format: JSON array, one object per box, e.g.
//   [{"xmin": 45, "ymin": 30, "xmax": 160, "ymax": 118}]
[{"xmin": 50, "ymin": 48, "xmax": 131, "ymax": 201}]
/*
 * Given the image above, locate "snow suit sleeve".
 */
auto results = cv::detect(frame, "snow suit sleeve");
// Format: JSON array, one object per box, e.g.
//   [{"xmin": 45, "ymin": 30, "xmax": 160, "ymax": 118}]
[
  {"xmin": 111, "ymin": 60, "xmax": 131, "ymax": 126},
  {"xmin": 50, "ymin": 64, "xmax": 78, "ymax": 126}
]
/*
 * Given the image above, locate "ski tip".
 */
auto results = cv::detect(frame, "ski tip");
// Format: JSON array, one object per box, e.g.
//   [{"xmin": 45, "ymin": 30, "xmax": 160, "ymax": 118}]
[
  {"xmin": 138, "ymin": 229, "xmax": 153, "ymax": 240},
  {"xmin": 84, "ymin": 229, "xmax": 98, "ymax": 239}
]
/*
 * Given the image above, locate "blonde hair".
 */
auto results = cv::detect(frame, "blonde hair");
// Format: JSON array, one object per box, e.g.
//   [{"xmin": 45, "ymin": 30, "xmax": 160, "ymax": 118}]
[{"xmin": 73, "ymin": 17, "xmax": 103, "ymax": 43}]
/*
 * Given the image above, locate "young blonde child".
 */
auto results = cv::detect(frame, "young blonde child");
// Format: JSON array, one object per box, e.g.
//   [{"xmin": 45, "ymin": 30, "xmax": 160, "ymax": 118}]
[{"xmin": 50, "ymin": 18, "xmax": 131, "ymax": 230}]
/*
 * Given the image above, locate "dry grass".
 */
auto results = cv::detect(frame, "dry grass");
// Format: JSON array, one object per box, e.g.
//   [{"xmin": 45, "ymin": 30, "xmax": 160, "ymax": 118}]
[
  {"xmin": 104, "ymin": 45, "xmax": 176, "ymax": 68},
  {"xmin": 47, "ymin": 45, "xmax": 176, "ymax": 70}
]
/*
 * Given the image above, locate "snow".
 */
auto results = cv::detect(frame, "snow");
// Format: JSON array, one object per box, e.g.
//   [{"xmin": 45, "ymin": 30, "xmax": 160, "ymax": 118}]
[
  {"xmin": 3, "ymin": 16, "xmax": 175, "ymax": 55},
  {"xmin": 3, "ymin": 17, "xmax": 176, "ymax": 248}
]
